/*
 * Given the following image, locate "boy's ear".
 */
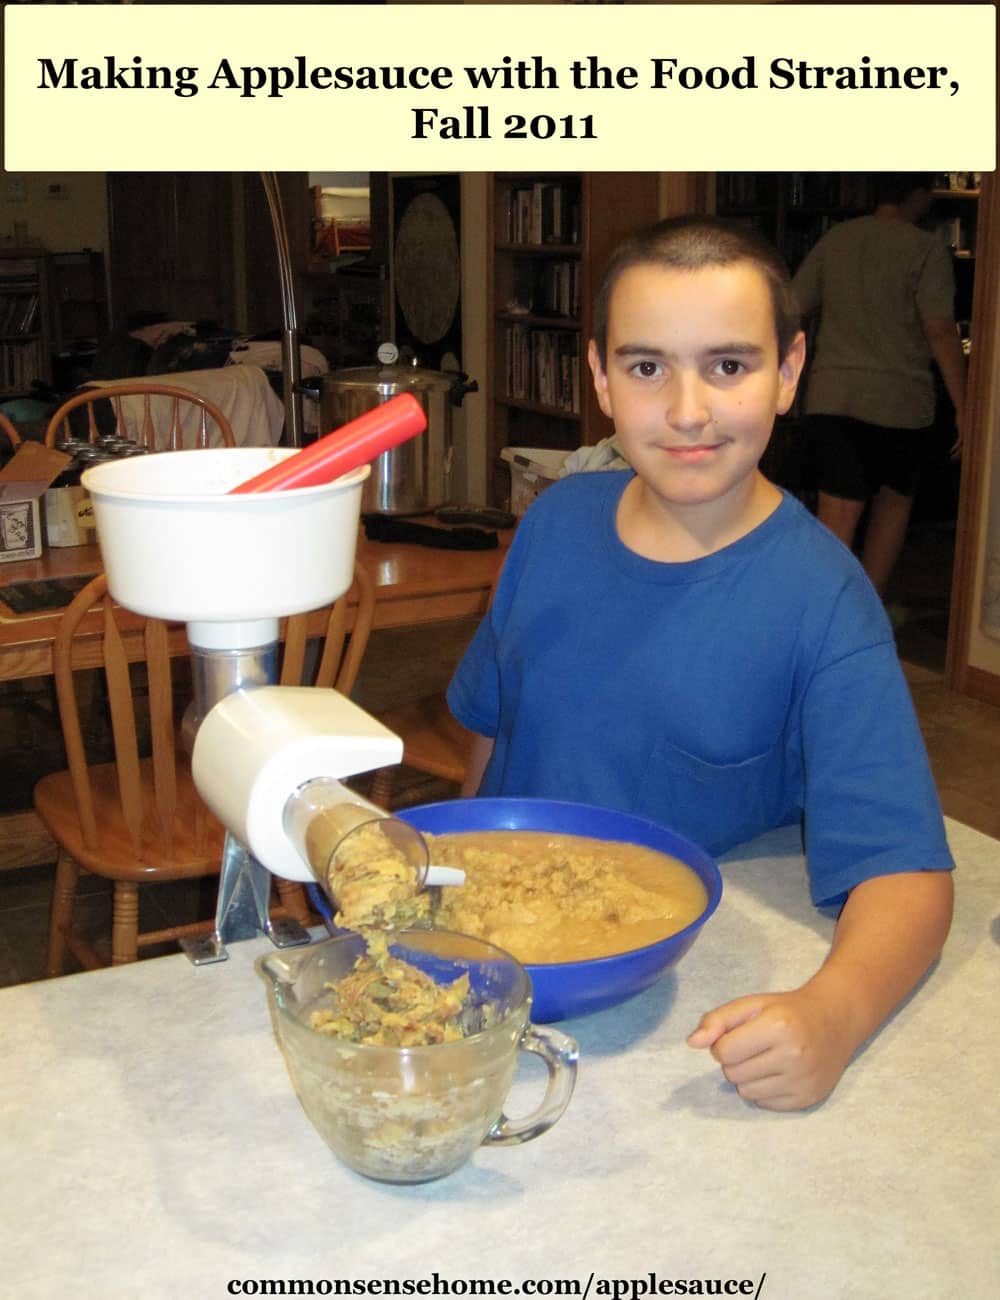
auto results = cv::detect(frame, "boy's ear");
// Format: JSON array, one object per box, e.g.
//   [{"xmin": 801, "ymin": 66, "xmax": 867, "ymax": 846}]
[
  {"xmin": 587, "ymin": 339, "xmax": 614, "ymax": 420},
  {"xmin": 776, "ymin": 330, "xmax": 807, "ymax": 416}
]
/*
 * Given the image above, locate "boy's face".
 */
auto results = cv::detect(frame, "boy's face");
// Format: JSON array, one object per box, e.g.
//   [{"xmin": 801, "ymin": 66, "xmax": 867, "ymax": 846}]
[{"xmin": 588, "ymin": 261, "xmax": 805, "ymax": 516}]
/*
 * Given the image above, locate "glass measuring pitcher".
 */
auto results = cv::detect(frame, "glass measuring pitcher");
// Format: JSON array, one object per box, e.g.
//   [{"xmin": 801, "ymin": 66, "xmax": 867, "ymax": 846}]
[{"xmin": 259, "ymin": 930, "xmax": 578, "ymax": 1183}]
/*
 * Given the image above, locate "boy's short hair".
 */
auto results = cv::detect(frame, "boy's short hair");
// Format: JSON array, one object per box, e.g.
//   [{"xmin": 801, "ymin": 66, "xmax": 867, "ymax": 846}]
[{"xmin": 592, "ymin": 215, "xmax": 800, "ymax": 367}]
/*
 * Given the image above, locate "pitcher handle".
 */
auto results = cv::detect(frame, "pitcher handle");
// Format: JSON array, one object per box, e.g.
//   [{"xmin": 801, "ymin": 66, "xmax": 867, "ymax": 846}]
[{"xmin": 483, "ymin": 1023, "xmax": 578, "ymax": 1147}]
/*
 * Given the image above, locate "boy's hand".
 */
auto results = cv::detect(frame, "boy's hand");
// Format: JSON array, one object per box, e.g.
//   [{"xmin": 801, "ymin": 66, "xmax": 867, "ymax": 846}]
[
  {"xmin": 688, "ymin": 871, "xmax": 953, "ymax": 1112},
  {"xmin": 687, "ymin": 986, "xmax": 856, "ymax": 1111}
]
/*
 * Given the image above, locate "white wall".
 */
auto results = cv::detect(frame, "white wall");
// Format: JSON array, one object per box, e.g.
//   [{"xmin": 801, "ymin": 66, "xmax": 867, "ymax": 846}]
[
  {"xmin": 459, "ymin": 173, "xmax": 489, "ymax": 502},
  {"xmin": 0, "ymin": 172, "xmax": 109, "ymax": 256}
]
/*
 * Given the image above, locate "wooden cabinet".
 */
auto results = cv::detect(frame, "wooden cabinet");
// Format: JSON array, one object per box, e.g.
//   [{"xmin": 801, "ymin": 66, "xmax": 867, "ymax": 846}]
[
  {"xmin": 487, "ymin": 172, "xmax": 659, "ymax": 504},
  {"xmin": 48, "ymin": 250, "xmax": 108, "ymax": 390},
  {"xmin": 0, "ymin": 249, "xmax": 51, "ymax": 398},
  {"xmin": 107, "ymin": 173, "xmax": 235, "ymax": 329}
]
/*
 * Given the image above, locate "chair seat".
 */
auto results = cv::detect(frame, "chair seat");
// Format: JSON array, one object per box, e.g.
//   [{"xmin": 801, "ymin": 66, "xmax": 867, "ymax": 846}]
[
  {"xmin": 35, "ymin": 759, "xmax": 226, "ymax": 882},
  {"xmin": 380, "ymin": 694, "xmax": 472, "ymax": 784}
]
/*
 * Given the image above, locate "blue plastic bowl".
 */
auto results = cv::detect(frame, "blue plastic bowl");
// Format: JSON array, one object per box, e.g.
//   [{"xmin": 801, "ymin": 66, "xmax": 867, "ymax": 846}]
[{"xmin": 399, "ymin": 798, "xmax": 722, "ymax": 1024}]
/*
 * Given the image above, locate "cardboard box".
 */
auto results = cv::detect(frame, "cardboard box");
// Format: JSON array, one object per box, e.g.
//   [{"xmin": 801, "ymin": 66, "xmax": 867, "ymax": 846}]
[
  {"xmin": 0, "ymin": 441, "xmax": 72, "ymax": 563},
  {"xmin": 500, "ymin": 446, "xmax": 566, "ymax": 517},
  {"xmin": 43, "ymin": 484, "xmax": 96, "ymax": 548}
]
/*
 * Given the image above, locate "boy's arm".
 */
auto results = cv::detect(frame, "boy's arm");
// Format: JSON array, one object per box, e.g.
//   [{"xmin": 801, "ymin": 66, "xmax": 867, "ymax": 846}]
[{"xmin": 687, "ymin": 869, "xmax": 953, "ymax": 1111}]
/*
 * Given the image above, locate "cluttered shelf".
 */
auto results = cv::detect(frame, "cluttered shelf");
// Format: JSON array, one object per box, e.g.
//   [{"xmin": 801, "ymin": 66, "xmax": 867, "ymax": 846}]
[
  {"xmin": 0, "ymin": 248, "xmax": 51, "ymax": 398},
  {"xmin": 496, "ymin": 395, "xmax": 581, "ymax": 421},
  {"xmin": 487, "ymin": 171, "xmax": 659, "ymax": 506}
]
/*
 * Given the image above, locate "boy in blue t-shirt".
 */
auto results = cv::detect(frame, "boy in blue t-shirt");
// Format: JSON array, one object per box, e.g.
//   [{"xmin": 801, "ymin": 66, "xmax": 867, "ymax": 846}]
[{"xmin": 447, "ymin": 216, "xmax": 954, "ymax": 1112}]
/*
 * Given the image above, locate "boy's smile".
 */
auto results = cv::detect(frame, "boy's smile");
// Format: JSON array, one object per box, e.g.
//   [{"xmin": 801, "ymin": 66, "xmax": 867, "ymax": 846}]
[{"xmin": 589, "ymin": 261, "xmax": 805, "ymax": 549}]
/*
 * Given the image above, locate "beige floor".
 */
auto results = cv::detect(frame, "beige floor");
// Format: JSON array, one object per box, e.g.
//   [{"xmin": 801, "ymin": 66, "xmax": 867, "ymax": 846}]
[
  {"xmin": 903, "ymin": 660, "xmax": 1000, "ymax": 841},
  {"xmin": 2, "ymin": 522, "xmax": 998, "ymax": 988}
]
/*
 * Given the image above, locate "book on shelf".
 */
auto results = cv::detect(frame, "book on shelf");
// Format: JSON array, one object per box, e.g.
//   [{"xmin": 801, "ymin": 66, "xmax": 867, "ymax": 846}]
[
  {"xmin": 536, "ymin": 260, "xmax": 579, "ymax": 318},
  {"xmin": 0, "ymin": 338, "xmax": 42, "ymax": 393},
  {"xmin": 506, "ymin": 259, "xmax": 580, "ymax": 319},
  {"xmin": 507, "ymin": 182, "xmax": 581, "ymax": 246},
  {"xmin": 504, "ymin": 324, "xmax": 580, "ymax": 415},
  {"xmin": 19, "ymin": 296, "xmax": 38, "ymax": 333},
  {"xmin": 0, "ymin": 293, "xmax": 39, "ymax": 336}
]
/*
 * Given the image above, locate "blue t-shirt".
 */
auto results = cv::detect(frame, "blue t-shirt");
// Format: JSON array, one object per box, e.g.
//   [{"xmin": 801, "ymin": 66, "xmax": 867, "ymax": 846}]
[{"xmin": 447, "ymin": 471, "xmax": 954, "ymax": 908}]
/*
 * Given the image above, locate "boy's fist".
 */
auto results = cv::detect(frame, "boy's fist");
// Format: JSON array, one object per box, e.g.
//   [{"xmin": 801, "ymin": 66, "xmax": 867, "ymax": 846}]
[{"xmin": 687, "ymin": 987, "xmax": 856, "ymax": 1111}]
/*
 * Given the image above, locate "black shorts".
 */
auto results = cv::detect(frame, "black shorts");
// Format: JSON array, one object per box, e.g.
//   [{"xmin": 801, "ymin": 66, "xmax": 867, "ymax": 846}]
[{"xmin": 804, "ymin": 414, "xmax": 932, "ymax": 501}]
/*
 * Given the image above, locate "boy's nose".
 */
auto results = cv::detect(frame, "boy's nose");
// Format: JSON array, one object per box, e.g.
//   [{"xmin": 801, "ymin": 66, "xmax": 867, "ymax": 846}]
[{"xmin": 665, "ymin": 375, "xmax": 710, "ymax": 432}]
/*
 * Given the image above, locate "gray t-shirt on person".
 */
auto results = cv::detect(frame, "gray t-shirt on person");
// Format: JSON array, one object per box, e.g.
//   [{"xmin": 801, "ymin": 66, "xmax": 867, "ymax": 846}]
[{"xmin": 793, "ymin": 215, "xmax": 955, "ymax": 429}]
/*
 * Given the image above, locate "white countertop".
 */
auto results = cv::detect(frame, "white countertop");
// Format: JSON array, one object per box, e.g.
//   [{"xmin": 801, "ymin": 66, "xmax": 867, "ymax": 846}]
[{"xmin": 3, "ymin": 819, "xmax": 998, "ymax": 1299}]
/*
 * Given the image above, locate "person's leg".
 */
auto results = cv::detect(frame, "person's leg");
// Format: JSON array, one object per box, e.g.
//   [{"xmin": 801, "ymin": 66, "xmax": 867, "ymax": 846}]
[
  {"xmin": 859, "ymin": 485, "xmax": 914, "ymax": 596},
  {"xmin": 817, "ymin": 491, "xmax": 866, "ymax": 548},
  {"xmin": 809, "ymin": 415, "xmax": 869, "ymax": 550},
  {"xmin": 862, "ymin": 425, "xmax": 929, "ymax": 599}
]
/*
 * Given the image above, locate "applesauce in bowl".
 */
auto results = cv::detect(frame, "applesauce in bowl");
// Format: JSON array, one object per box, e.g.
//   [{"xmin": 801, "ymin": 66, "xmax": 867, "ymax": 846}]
[{"xmin": 400, "ymin": 798, "xmax": 723, "ymax": 1023}]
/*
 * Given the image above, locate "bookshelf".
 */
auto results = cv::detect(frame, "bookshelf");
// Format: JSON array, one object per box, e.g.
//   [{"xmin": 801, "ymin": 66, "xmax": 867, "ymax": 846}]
[
  {"xmin": 488, "ymin": 172, "xmax": 659, "ymax": 506},
  {"xmin": 715, "ymin": 172, "xmax": 982, "ymax": 291},
  {"xmin": 0, "ymin": 249, "xmax": 51, "ymax": 399},
  {"xmin": 929, "ymin": 182, "xmax": 979, "ymax": 325},
  {"xmin": 715, "ymin": 173, "xmax": 878, "ymax": 273}
]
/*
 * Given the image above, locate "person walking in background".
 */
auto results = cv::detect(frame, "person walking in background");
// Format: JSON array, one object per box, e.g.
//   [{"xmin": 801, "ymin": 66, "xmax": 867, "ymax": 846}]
[{"xmin": 793, "ymin": 173, "xmax": 967, "ymax": 598}]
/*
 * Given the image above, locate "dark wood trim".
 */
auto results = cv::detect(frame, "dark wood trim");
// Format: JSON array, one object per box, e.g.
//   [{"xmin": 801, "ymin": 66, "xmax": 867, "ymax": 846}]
[
  {"xmin": 959, "ymin": 664, "xmax": 1000, "ymax": 709},
  {"xmin": 945, "ymin": 171, "xmax": 999, "ymax": 692}
]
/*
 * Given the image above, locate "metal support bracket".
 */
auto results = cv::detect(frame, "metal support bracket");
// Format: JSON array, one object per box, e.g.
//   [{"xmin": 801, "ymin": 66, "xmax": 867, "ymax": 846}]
[{"xmin": 180, "ymin": 831, "xmax": 310, "ymax": 966}]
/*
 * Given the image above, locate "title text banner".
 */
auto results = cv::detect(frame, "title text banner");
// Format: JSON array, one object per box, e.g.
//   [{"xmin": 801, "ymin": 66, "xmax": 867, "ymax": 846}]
[{"xmin": 3, "ymin": 4, "xmax": 995, "ymax": 171}]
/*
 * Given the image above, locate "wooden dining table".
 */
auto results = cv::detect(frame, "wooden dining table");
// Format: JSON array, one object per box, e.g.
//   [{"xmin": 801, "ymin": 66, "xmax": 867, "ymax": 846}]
[
  {"xmin": 0, "ymin": 527, "xmax": 510, "ymax": 870},
  {"xmin": 0, "ymin": 528, "xmax": 510, "ymax": 683}
]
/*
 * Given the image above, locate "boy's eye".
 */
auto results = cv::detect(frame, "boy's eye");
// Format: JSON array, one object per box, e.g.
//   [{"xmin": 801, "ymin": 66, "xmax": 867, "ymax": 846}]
[
  {"xmin": 630, "ymin": 359, "xmax": 662, "ymax": 378},
  {"xmin": 714, "ymin": 358, "xmax": 744, "ymax": 377}
]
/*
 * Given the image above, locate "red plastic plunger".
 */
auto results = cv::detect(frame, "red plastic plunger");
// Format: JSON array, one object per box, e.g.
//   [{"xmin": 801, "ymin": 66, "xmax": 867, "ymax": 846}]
[{"xmin": 229, "ymin": 393, "xmax": 427, "ymax": 495}]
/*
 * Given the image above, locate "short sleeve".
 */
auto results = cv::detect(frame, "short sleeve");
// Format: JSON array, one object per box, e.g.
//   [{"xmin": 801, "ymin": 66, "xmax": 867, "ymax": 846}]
[
  {"xmin": 915, "ymin": 238, "xmax": 956, "ymax": 323},
  {"xmin": 799, "ymin": 594, "xmax": 954, "ymax": 907},
  {"xmin": 446, "ymin": 524, "xmax": 531, "ymax": 738},
  {"xmin": 446, "ymin": 609, "xmax": 501, "ymax": 738}
]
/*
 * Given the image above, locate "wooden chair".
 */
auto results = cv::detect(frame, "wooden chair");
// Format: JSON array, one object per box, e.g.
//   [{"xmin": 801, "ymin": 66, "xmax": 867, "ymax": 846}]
[
  {"xmin": 272, "ymin": 561, "xmax": 378, "ymax": 921},
  {"xmin": 44, "ymin": 383, "xmax": 236, "ymax": 451},
  {"xmin": 0, "ymin": 410, "xmax": 20, "ymax": 454},
  {"xmin": 281, "ymin": 561, "xmax": 376, "ymax": 694},
  {"xmin": 36, "ymin": 561, "xmax": 377, "ymax": 973},
  {"xmin": 368, "ymin": 697, "xmax": 474, "ymax": 809},
  {"xmin": 0, "ymin": 412, "xmax": 65, "ymax": 746},
  {"xmin": 368, "ymin": 571, "xmax": 499, "ymax": 810}
]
